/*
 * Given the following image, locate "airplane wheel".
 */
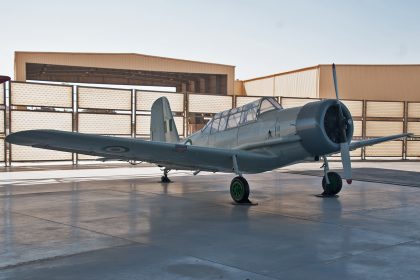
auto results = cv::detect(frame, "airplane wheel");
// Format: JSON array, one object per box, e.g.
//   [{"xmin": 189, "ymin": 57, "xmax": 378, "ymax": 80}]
[
  {"xmin": 161, "ymin": 176, "xmax": 171, "ymax": 183},
  {"xmin": 322, "ymin": 172, "xmax": 342, "ymax": 196},
  {"xmin": 230, "ymin": 176, "xmax": 250, "ymax": 203}
]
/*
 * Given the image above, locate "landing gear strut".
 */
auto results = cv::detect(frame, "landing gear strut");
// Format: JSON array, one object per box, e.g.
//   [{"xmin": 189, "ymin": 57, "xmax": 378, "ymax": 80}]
[
  {"xmin": 161, "ymin": 168, "xmax": 171, "ymax": 183},
  {"xmin": 320, "ymin": 156, "xmax": 342, "ymax": 196}
]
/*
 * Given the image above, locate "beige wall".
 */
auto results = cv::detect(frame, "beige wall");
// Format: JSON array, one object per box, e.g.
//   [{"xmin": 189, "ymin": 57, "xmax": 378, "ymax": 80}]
[
  {"xmin": 242, "ymin": 67, "xmax": 319, "ymax": 98},
  {"xmin": 319, "ymin": 64, "xmax": 420, "ymax": 101},
  {"xmin": 243, "ymin": 64, "xmax": 420, "ymax": 102},
  {"xmin": 15, "ymin": 52, "xmax": 235, "ymax": 94}
]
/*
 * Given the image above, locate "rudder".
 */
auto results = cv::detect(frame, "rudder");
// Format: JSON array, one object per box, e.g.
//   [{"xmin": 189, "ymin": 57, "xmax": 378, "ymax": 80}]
[{"xmin": 150, "ymin": 97, "xmax": 180, "ymax": 143}]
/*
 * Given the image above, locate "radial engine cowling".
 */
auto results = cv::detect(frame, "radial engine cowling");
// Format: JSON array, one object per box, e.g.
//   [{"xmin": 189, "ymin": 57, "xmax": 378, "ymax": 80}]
[{"xmin": 296, "ymin": 100, "xmax": 353, "ymax": 156}]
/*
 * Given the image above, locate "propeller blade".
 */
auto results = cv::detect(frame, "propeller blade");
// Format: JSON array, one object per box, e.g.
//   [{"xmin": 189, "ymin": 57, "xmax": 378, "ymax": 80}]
[
  {"xmin": 340, "ymin": 142, "xmax": 352, "ymax": 184},
  {"xmin": 333, "ymin": 63, "xmax": 352, "ymax": 184}
]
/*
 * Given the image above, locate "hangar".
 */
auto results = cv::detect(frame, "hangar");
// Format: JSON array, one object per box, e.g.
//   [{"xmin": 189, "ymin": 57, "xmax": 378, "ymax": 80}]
[
  {"xmin": 14, "ymin": 51, "xmax": 420, "ymax": 101},
  {"xmin": 14, "ymin": 51, "xmax": 235, "ymax": 95}
]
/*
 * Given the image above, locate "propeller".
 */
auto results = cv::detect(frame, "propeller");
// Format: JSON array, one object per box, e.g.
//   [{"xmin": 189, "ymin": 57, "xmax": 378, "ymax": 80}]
[{"xmin": 332, "ymin": 64, "xmax": 352, "ymax": 184}]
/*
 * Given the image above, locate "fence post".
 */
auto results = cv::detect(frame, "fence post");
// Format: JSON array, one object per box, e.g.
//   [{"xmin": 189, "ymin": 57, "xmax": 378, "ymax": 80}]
[
  {"xmin": 403, "ymin": 101, "xmax": 408, "ymax": 160},
  {"xmin": 132, "ymin": 89, "xmax": 136, "ymax": 138},
  {"xmin": 361, "ymin": 100, "xmax": 367, "ymax": 160},
  {"xmin": 184, "ymin": 91, "xmax": 188, "ymax": 137},
  {"xmin": 3, "ymin": 80, "xmax": 9, "ymax": 167},
  {"xmin": 73, "ymin": 85, "xmax": 78, "ymax": 165}
]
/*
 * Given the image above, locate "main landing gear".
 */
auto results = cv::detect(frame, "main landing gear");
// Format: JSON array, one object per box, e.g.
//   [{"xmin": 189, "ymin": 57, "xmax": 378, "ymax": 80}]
[
  {"xmin": 320, "ymin": 156, "xmax": 343, "ymax": 196},
  {"xmin": 161, "ymin": 168, "xmax": 171, "ymax": 183},
  {"xmin": 229, "ymin": 155, "xmax": 255, "ymax": 205}
]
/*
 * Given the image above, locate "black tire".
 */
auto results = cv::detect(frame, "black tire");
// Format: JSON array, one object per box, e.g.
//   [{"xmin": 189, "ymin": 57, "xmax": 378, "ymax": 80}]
[
  {"xmin": 161, "ymin": 176, "xmax": 170, "ymax": 183},
  {"xmin": 230, "ymin": 176, "xmax": 250, "ymax": 203},
  {"xmin": 322, "ymin": 172, "xmax": 343, "ymax": 195}
]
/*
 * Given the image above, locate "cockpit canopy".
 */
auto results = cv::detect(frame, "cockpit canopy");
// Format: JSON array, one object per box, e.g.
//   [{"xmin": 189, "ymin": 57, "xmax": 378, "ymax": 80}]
[{"xmin": 202, "ymin": 97, "xmax": 282, "ymax": 134}]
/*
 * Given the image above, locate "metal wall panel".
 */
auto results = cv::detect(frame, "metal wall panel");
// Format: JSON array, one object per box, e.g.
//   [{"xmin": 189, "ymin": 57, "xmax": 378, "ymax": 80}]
[
  {"xmin": 188, "ymin": 95, "xmax": 232, "ymax": 113},
  {"xmin": 365, "ymin": 141, "xmax": 403, "ymax": 157},
  {"xmin": 243, "ymin": 77, "xmax": 274, "ymax": 96},
  {"xmin": 11, "ymin": 82, "xmax": 72, "ymax": 107},
  {"xmin": 366, "ymin": 101, "xmax": 404, "ymax": 118},
  {"xmin": 236, "ymin": 96, "xmax": 261, "ymax": 107},
  {"xmin": 78, "ymin": 87, "xmax": 131, "ymax": 110},
  {"xmin": 11, "ymin": 111, "xmax": 72, "ymax": 132},
  {"xmin": 136, "ymin": 115, "xmax": 184, "ymax": 136},
  {"xmin": 366, "ymin": 121, "xmax": 403, "ymax": 137},
  {"xmin": 342, "ymin": 100, "xmax": 363, "ymax": 117},
  {"xmin": 319, "ymin": 65, "xmax": 420, "ymax": 102},
  {"xmin": 136, "ymin": 115, "xmax": 151, "ymax": 135},
  {"xmin": 78, "ymin": 114, "xmax": 131, "ymax": 135},
  {"xmin": 136, "ymin": 91, "xmax": 184, "ymax": 112},
  {"xmin": 407, "ymin": 122, "xmax": 420, "ymax": 136},
  {"xmin": 407, "ymin": 141, "xmax": 420, "ymax": 157},
  {"xmin": 332, "ymin": 148, "xmax": 362, "ymax": 158},
  {"xmin": 353, "ymin": 120, "xmax": 362, "ymax": 137},
  {"xmin": 10, "ymin": 111, "xmax": 73, "ymax": 161},
  {"xmin": 0, "ymin": 110, "xmax": 4, "ymax": 134},
  {"xmin": 274, "ymin": 68, "xmax": 318, "ymax": 98},
  {"xmin": 280, "ymin": 98, "xmax": 320, "ymax": 109},
  {"xmin": 0, "ymin": 83, "xmax": 4, "ymax": 105},
  {"xmin": 0, "ymin": 140, "xmax": 4, "ymax": 162},
  {"xmin": 12, "ymin": 145, "xmax": 72, "ymax": 161},
  {"xmin": 408, "ymin": 103, "xmax": 420, "ymax": 118}
]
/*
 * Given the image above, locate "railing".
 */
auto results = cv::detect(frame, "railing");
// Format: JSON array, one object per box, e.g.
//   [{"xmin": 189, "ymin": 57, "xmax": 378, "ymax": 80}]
[{"xmin": 0, "ymin": 81, "xmax": 419, "ymax": 165}]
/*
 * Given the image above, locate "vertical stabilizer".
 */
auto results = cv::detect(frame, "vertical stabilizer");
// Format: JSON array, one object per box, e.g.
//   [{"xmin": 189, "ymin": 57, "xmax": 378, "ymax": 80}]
[{"xmin": 150, "ymin": 97, "xmax": 180, "ymax": 143}]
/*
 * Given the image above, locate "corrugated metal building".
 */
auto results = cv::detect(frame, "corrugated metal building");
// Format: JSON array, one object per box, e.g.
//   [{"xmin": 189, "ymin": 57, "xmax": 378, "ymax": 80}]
[
  {"xmin": 241, "ymin": 64, "xmax": 420, "ymax": 102},
  {"xmin": 15, "ymin": 51, "xmax": 235, "ymax": 95}
]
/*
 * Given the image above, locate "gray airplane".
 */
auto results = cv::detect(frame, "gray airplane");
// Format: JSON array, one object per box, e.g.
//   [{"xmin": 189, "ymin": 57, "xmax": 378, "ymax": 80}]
[{"xmin": 5, "ymin": 65, "xmax": 411, "ymax": 204}]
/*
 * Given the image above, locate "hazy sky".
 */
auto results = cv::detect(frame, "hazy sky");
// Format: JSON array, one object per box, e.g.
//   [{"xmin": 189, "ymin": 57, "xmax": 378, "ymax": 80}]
[{"xmin": 1, "ymin": 0, "xmax": 419, "ymax": 80}]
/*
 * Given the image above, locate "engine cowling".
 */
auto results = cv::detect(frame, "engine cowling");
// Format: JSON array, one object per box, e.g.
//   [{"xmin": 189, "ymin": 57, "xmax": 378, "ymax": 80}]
[{"xmin": 296, "ymin": 100, "xmax": 353, "ymax": 156}]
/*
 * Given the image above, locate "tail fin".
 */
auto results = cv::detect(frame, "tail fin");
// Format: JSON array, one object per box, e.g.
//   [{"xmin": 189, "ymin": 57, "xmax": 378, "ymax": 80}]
[{"xmin": 150, "ymin": 97, "xmax": 180, "ymax": 143}]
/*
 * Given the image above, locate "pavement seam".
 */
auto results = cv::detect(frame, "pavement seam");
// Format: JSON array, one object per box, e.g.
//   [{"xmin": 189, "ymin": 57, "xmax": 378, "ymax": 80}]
[
  {"xmin": 10, "ymin": 210, "xmax": 144, "ymax": 245},
  {"xmin": 321, "ymin": 239, "xmax": 417, "ymax": 265},
  {"xmin": 0, "ymin": 243, "xmax": 136, "ymax": 270}
]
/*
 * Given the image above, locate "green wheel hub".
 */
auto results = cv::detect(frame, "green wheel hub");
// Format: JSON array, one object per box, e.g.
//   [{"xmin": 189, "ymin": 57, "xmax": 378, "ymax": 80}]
[{"xmin": 231, "ymin": 181, "xmax": 245, "ymax": 200}]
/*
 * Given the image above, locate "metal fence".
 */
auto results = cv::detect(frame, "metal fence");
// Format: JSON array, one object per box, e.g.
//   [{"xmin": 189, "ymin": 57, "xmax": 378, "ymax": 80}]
[{"xmin": 1, "ymin": 81, "xmax": 419, "ymax": 165}]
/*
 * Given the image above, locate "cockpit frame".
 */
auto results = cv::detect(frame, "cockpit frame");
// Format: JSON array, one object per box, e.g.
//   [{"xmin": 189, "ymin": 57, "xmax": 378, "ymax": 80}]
[{"xmin": 201, "ymin": 97, "xmax": 282, "ymax": 134}]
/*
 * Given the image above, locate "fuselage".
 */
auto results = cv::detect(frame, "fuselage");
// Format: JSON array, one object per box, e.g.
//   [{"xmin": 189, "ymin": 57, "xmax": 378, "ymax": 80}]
[{"xmin": 183, "ymin": 97, "xmax": 353, "ymax": 173}]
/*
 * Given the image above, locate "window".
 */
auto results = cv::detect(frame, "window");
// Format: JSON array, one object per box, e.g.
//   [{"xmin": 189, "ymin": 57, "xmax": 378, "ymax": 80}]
[
  {"xmin": 227, "ymin": 111, "xmax": 242, "ymax": 129},
  {"xmin": 219, "ymin": 115, "xmax": 228, "ymax": 131},
  {"xmin": 259, "ymin": 99, "xmax": 276, "ymax": 115},
  {"xmin": 210, "ymin": 118, "xmax": 221, "ymax": 134},
  {"xmin": 239, "ymin": 101, "xmax": 259, "ymax": 125},
  {"xmin": 202, "ymin": 121, "xmax": 211, "ymax": 134}
]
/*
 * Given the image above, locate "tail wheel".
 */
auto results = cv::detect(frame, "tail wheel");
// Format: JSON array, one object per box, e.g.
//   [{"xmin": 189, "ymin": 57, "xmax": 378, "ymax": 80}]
[
  {"xmin": 230, "ymin": 176, "xmax": 250, "ymax": 203},
  {"xmin": 322, "ymin": 171, "xmax": 343, "ymax": 195}
]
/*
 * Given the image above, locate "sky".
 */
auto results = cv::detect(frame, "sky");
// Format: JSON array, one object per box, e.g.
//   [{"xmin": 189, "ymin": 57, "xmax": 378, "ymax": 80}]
[{"xmin": 1, "ymin": 0, "xmax": 420, "ymax": 80}]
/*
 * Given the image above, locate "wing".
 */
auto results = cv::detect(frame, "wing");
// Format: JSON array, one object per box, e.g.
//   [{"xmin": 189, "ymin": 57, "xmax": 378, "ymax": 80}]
[
  {"xmin": 6, "ymin": 130, "xmax": 275, "ymax": 173},
  {"xmin": 349, "ymin": 133, "xmax": 412, "ymax": 150}
]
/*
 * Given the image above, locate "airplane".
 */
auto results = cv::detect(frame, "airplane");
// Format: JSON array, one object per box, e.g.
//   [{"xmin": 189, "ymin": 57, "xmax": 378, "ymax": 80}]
[{"xmin": 4, "ymin": 65, "xmax": 412, "ymax": 204}]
